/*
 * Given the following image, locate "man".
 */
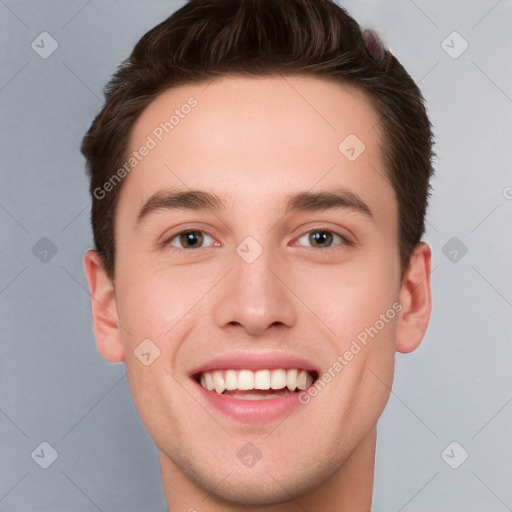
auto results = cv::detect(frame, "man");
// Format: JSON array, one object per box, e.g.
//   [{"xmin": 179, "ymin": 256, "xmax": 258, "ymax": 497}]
[{"xmin": 82, "ymin": 0, "xmax": 434, "ymax": 510}]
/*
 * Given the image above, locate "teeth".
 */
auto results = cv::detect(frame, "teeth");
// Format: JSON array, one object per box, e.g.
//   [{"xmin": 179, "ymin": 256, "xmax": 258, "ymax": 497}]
[
  {"xmin": 197, "ymin": 368, "xmax": 315, "ymax": 394},
  {"xmin": 204, "ymin": 371, "xmax": 214, "ymax": 391},
  {"xmin": 270, "ymin": 369, "xmax": 287, "ymax": 390},
  {"xmin": 296, "ymin": 369, "xmax": 307, "ymax": 390},
  {"xmin": 225, "ymin": 369, "xmax": 237, "ymax": 390},
  {"xmin": 238, "ymin": 370, "xmax": 254, "ymax": 390},
  {"xmin": 254, "ymin": 369, "xmax": 270, "ymax": 390},
  {"xmin": 286, "ymin": 368, "xmax": 297, "ymax": 391},
  {"xmin": 213, "ymin": 370, "xmax": 225, "ymax": 394}
]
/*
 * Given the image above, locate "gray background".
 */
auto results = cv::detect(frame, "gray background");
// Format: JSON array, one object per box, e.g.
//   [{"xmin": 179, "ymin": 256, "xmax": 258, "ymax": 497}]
[{"xmin": 0, "ymin": 0, "xmax": 511, "ymax": 511}]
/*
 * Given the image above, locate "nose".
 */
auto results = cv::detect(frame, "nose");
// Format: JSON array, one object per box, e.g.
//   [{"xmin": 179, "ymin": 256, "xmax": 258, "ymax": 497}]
[{"xmin": 212, "ymin": 247, "xmax": 298, "ymax": 337}]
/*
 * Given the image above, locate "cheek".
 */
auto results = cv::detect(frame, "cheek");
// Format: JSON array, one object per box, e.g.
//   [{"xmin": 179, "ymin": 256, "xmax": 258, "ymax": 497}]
[
  {"xmin": 114, "ymin": 263, "xmax": 212, "ymax": 343},
  {"xmin": 288, "ymin": 257, "xmax": 400, "ymax": 341},
  {"xmin": 296, "ymin": 259, "xmax": 399, "ymax": 413}
]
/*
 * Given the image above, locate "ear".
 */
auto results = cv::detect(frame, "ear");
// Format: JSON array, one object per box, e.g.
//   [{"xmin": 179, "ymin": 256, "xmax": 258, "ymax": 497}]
[
  {"xmin": 395, "ymin": 242, "xmax": 432, "ymax": 354},
  {"xmin": 83, "ymin": 250, "xmax": 125, "ymax": 363}
]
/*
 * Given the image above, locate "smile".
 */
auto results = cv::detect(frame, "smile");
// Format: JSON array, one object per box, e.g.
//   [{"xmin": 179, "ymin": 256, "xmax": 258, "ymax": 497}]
[
  {"xmin": 191, "ymin": 352, "xmax": 320, "ymax": 422},
  {"xmin": 196, "ymin": 368, "xmax": 316, "ymax": 399}
]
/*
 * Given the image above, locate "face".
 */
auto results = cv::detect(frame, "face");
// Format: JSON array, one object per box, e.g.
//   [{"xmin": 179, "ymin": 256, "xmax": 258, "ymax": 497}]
[{"xmin": 89, "ymin": 75, "xmax": 427, "ymax": 506}]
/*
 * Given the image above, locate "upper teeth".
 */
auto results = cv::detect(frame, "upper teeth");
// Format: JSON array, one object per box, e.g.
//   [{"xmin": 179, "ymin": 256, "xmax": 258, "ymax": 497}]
[{"xmin": 199, "ymin": 369, "xmax": 314, "ymax": 394}]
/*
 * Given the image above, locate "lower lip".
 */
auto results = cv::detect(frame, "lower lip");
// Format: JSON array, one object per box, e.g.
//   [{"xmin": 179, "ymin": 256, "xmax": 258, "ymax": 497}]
[{"xmin": 194, "ymin": 380, "xmax": 304, "ymax": 423}]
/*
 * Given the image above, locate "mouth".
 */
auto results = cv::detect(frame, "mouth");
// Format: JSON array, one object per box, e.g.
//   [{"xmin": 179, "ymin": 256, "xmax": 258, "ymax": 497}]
[
  {"xmin": 194, "ymin": 368, "xmax": 318, "ymax": 400},
  {"xmin": 191, "ymin": 352, "xmax": 320, "ymax": 423}
]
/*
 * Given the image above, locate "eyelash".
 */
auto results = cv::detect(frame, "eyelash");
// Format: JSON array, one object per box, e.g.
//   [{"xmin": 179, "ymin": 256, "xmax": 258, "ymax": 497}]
[{"xmin": 163, "ymin": 228, "xmax": 353, "ymax": 251}]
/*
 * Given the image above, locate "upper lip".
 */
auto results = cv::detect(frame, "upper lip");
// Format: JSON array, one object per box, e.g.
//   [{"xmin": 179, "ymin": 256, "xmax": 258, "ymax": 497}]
[{"xmin": 190, "ymin": 351, "xmax": 320, "ymax": 377}]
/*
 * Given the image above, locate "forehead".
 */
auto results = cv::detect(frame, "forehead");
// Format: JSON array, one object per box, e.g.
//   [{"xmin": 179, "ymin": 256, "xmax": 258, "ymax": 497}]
[{"xmin": 118, "ymin": 75, "xmax": 394, "ymax": 223}]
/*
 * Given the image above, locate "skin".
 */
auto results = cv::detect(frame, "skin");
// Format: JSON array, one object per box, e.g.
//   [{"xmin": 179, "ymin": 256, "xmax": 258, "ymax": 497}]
[{"xmin": 84, "ymin": 75, "xmax": 432, "ymax": 512}]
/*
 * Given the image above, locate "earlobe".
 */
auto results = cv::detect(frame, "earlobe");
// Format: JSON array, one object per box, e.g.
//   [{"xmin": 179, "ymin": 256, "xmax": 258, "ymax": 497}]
[
  {"xmin": 83, "ymin": 250, "xmax": 125, "ymax": 363},
  {"xmin": 395, "ymin": 242, "xmax": 432, "ymax": 354}
]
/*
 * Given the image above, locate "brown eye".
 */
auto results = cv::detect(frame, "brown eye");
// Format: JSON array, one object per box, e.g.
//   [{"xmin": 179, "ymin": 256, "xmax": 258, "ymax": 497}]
[
  {"xmin": 296, "ymin": 230, "xmax": 350, "ymax": 249},
  {"xmin": 309, "ymin": 231, "xmax": 333, "ymax": 248},
  {"xmin": 170, "ymin": 230, "xmax": 214, "ymax": 249}
]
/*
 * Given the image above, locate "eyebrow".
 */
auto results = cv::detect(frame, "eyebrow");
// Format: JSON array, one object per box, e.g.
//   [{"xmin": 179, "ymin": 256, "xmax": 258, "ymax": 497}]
[
  {"xmin": 137, "ymin": 187, "xmax": 373, "ymax": 222},
  {"xmin": 138, "ymin": 189, "xmax": 226, "ymax": 221},
  {"xmin": 284, "ymin": 189, "xmax": 373, "ymax": 218}
]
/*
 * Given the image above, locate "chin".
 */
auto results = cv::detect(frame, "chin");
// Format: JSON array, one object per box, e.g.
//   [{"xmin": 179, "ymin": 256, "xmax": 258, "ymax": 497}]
[{"xmin": 173, "ymin": 446, "xmax": 344, "ymax": 508}]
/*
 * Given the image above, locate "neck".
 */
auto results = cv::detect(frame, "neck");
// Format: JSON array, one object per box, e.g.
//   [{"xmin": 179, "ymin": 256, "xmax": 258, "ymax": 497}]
[{"xmin": 160, "ymin": 427, "xmax": 376, "ymax": 512}]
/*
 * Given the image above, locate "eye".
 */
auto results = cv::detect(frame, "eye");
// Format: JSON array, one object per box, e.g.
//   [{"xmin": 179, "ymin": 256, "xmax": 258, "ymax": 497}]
[
  {"xmin": 168, "ymin": 230, "xmax": 216, "ymax": 250},
  {"xmin": 295, "ymin": 229, "xmax": 351, "ymax": 249}
]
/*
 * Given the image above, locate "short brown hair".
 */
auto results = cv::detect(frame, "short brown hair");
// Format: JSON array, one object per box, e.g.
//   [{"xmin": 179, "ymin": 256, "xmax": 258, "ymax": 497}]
[{"xmin": 82, "ymin": 0, "xmax": 435, "ymax": 276}]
